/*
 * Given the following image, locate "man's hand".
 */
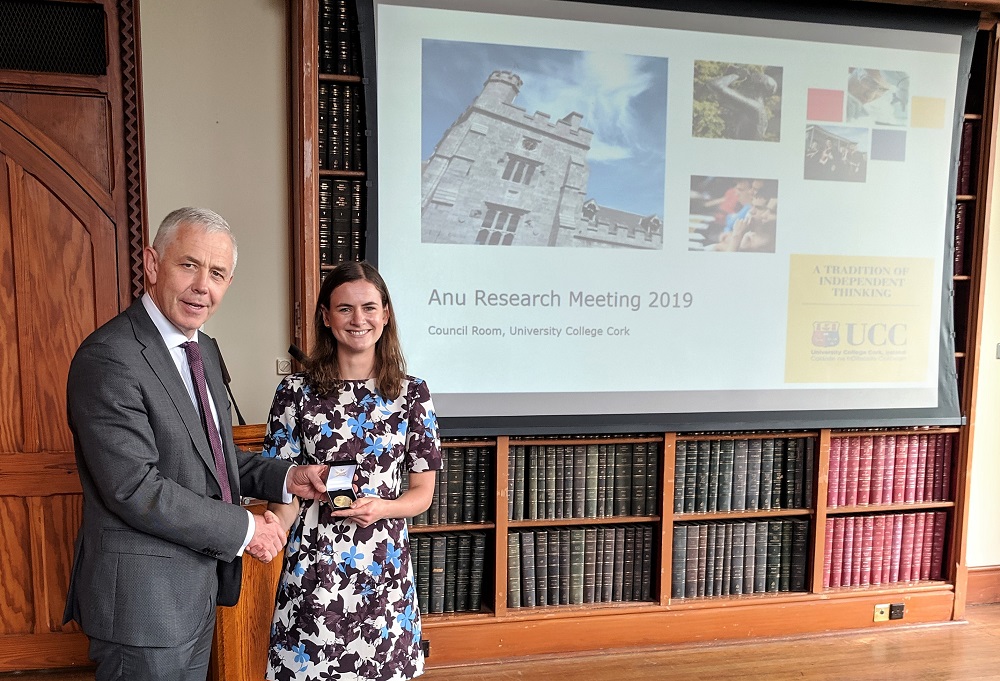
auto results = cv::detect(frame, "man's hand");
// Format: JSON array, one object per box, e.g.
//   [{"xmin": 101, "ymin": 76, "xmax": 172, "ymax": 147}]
[
  {"xmin": 246, "ymin": 510, "xmax": 286, "ymax": 563},
  {"xmin": 288, "ymin": 464, "xmax": 329, "ymax": 501}
]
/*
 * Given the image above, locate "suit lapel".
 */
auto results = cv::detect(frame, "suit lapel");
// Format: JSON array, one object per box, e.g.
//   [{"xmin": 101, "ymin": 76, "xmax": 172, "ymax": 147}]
[{"xmin": 127, "ymin": 302, "xmax": 220, "ymax": 484}]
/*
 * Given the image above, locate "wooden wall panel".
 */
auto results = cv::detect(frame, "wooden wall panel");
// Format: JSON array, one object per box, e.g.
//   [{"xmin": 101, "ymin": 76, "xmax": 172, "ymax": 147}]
[
  {"xmin": 39, "ymin": 495, "xmax": 83, "ymax": 633},
  {"xmin": 0, "ymin": 497, "xmax": 34, "ymax": 634},
  {"xmin": 0, "ymin": 155, "xmax": 23, "ymax": 454}
]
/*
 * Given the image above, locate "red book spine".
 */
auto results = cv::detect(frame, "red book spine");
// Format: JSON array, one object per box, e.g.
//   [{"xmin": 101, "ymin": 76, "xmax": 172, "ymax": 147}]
[
  {"xmin": 931, "ymin": 434, "xmax": 944, "ymax": 502},
  {"xmin": 899, "ymin": 512, "xmax": 917, "ymax": 581},
  {"xmin": 823, "ymin": 518, "xmax": 834, "ymax": 588},
  {"xmin": 889, "ymin": 513, "xmax": 903, "ymax": 583},
  {"xmin": 850, "ymin": 516, "xmax": 864, "ymax": 586},
  {"xmin": 871, "ymin": 514, "xmax": 886, "ymax": 586},
  {"xmin": 881, "ymin": 435, "xmax": 896, "ymax": 505},
  {"xmin": 892, "ymin": 435, "xmax": 908, "ymax": 503},
  {"xmin": 845, "ymin": 437, "xmax": 861, "ymax": 507},
  {"xmin": 859, "ymin": 514, "xmax": 874, "ymax": 586},
  {"xmin": 827, "ymin": 437, "xmax": 843, "ymax": 508},
  {"xmin": 920, "ymin": 511, "xmax": 935, "ymax": 580},
  {"xmin": 930, "ymin": 511, "xmax": 946, "ymax": 580},
  {"xmin": 831, "ymin": 516, "xmax": 845, "ymax": 588},
  {"xmin": 942, "ymin": 434, "xmax": 953, "ymax": 502},
  {"xmin": 904, "ymin": 435, "xmax": 919, "ymax": 503},
  {"xmin": 881, "ymin": 514, "xmax": 894, "ymax": 585},
  {"xmin": 841, "ymin": 515, "xmax": 855, "ymax": 586},
  {"xmin": 911, "ymin": 512, "xmax": 926, "ymax": 581},
  {"xmin": 870, "ymin": 436, "xmax": 886, "ymax": 506},
  {"xmin": 915, "ymin": 435, "xmax": 929, "ymax": 503},
  {"xmin": 857, "ymin": 436, "xmax": 874, "ymax": 506}
]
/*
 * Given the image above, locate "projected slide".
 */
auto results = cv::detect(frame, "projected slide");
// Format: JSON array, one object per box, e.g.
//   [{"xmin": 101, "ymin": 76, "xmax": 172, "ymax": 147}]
[{"xmin": 372, "ymin": 0, "xmax": 970, "ymax": 428}]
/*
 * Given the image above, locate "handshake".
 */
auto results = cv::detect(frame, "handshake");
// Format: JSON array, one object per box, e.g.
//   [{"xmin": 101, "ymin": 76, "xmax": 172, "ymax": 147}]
[{"xmin": 246, "ymin": 464, "xmax": 329, "ymax": 563}]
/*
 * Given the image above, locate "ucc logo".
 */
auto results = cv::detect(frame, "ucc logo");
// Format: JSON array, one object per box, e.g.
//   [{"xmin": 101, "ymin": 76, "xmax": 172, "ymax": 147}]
[{"xmin": 812, "ymin": 321, "xmax": 907, "ymax": 347}]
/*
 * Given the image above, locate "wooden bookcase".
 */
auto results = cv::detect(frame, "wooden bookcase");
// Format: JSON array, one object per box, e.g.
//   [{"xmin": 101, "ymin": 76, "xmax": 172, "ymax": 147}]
[{"xmin": 270, "ymin": 0, "xmax": 1000, "ymax": 673}]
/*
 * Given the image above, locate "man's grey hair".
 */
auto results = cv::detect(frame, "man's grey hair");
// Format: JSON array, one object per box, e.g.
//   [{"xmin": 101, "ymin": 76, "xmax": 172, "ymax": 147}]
[{"xmin": 151, "ymin": 207, "xmax": 239, "ymax": 272}]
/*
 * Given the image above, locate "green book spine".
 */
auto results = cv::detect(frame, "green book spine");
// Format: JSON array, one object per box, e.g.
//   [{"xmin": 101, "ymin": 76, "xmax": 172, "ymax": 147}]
[
  {"xmin": 506, "ymin": 532, "xmax": 521, "ymax": 608},
  {"xmin": 614, "ymin": 444, "xmax": 633, "ymax": 516},
  {"xmin": 572, "ymin": 445, "xmax": 587, "ymax": 518},
  {"xmin": 602, "ymin": 525, "xmax": 616, "ymax": 602},
  {"xmin": 597, "ymin": 444, "xmax": 610, "ymax": 518},
  {"xmin": 555, "ymin": 444, "xmax": 565, "ymax": 519},
  {"xmin": 803, "ymin": 438, "xmax": 815, "ymax": 509},
  {"xmin": 583, "ymin": 527, "xmax": 598, "ymax": 603},
  {"xmin": 431, "ymin": 534, "xmax": 447, "ymax": 613},
  {"xmin": 779, "ymin": 519, "xmax": 793, "ymax": 592},
  {"xmin": 759, "ymin": 438, "xmax": 775, "ymax": 510},
  {"xmin": 585, "ymin": 444, "xmax": 600, "ymax": 518},
  {"xmin": 695, "ymin": 523, "xmax": 708, "ymax": 598},
  {"xmin": 612, "ymin": 526, "xmax": 626, "ymax": 601},
  {"xmin": 447, "ymin": 448, "xmax": 464, "ymax": 524},
  {"xmin": 512, "ymin": 445, "xmax": 525, "ymax": 521},
  {"xmin": 519, "ymin": 529, "xmax": 536, "ymax": 607},
  {"xmin": 545, "ymin": 445, "xmax": 557, "ymax": 520},
  {"xmin": 455, "ymin": 532, "xmax": 472, "ymax": 612},
  {"xmin": 771, "ymin": 440, "xmax": 786, "ymax": 510},
  {"xmin": 672, "ymin": 524, "xmax": 687, "ymax": 599},
  {"xmin": 475, "ymin": 446, "xmax": 491, "ymax": 523},
  {"xmin": 561, "ymin": 445, "xmax": 574, "ymax": 519},
  {"xmin": 742, "ymin": 521, "xmax": 756, "ymax": 594},
  {"xmin": 684, "ymin": 442, "xmax": 700, "ymax": 513},
  {"xmin": 414, "ymin": 535, "xmax": 430, "ymax": 613},
  {"xmin": 730, "ymin": 522, "xmax": 746, "ymax": 595},
  {"xmin": 790, "ymin": 519, "xmax": 809, "ymax": 592},
  {"xmin": 506, "ymin": 443, "xmax": 515, "ymax": 522},
  {"xmin": 789, "ymin": 439, "xmax": 804, "ymax": 509},
  {"xmin": 623, "ymin": 525, "xmax": 637, "ymax": 601},
  {"xmin": 718, "ymin": 440, "xmax": 735, "ymax": 512},
  {"xmin": 694, "ymin": 439, "xmax": 710, "ymax": 513},
  {"xmin": 707, "ymin": 440, "xmax": 721, "ymax": 513},
  {"xmin": 534, "ymin": 529, "xmax": 548, "ymax": 606},
  {"xmin": 721, "ymin": 522, "xmax": 733, "ymax": 596},
  {"xmin": 526, "ymin": 446, "xmax": 539, "ymax": 521},
  {"xmin": 594, "ymin": 526, "xmax": 605, "ymax": 603},
  {"xmin": 745, "ymin": 440, "xmax": 762, "ymax": 511},
  {"xmin": 547, "ymin": 529, "xmax": 561, "ymax": 605},
  {"xmin": 731, "ymin": 439, "xmax": 749, "ymax": 512},
  {"xmin": 631, "ymin": 443, "xmax": 647, "ymax": 516},
  {"xmin": 683, "ymin": 523, "xmax": 698, "ymax": 599},
  {"xmin": 713, "ymin": 521, "xmax": 725, "ymax": 596},
  {"xmin": 468, "ymin": 532, "xmax": 487, "ymax": 612},
  {"xmin": 766, "ymin": 521, "xmax": 782, "ymax": 593},
  {"xmin": 429, "ymin": 454, "xmax": 445, "ymax": 524},
  {"xmin": 444, "ymin": 533, "xmax": 458, "ymax": 612},
  {"xmin": 674, "ymin": 440, "xmax": 687, "ymax": 514},
  {"xmin": 558, "ymin": 528, "xmax": 571, "ymax": 605},
  {"xmin": 754, "ymin": 521, "xmax": 768, "ymax": 593},
  {"xmin": 645, "ymin": 443, "xmax": 659, "ymax": 517},
  {"xmin": 569, "ymin": 527, "xmax": 586, "ymax": 604},
  {"xmin": 704, "ymin": 523, "xmax": 717, "ymax": 597},
  {"xmin": 462, "ymin": 448, "xmax": 477, "ymax": 523}
]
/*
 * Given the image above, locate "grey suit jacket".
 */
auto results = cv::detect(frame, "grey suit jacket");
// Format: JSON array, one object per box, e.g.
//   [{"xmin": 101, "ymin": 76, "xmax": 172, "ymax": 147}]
[{"xmin": 63, "ymin": 300, "xmax": 292, "ymax": 647}]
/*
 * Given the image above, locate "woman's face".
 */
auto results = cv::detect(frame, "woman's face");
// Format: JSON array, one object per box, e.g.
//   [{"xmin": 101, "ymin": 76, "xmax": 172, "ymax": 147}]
[{"xmin": 322, "ymin": 279, "xmax": 388, "ymax": 358}]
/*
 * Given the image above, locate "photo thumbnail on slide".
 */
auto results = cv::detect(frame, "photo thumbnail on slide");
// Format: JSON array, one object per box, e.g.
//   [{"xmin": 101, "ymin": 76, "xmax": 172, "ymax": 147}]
[
  {"xmin": 692, "ymin": 60, "xmax": 783, "ymax": 142},
  {"xmin": 689, "ymin": 176, "xmax": 778, "ymax": 253},
  {"xmin": 846, "ymin": 67, "xmax": 910, "ymax": 127},
  {"xmin": 420, "ymin": 39, "xmax": 667, "ymax": 249},
  {"xmin": 804, "ymin": 125, "xmax": 869, "ymax": 182}
]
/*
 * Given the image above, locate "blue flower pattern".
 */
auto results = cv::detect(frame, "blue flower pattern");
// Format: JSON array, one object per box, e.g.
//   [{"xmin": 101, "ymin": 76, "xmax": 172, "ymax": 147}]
[{"xmin": 263, "ymin": 374, "xmax": 442, "ymax": 681}]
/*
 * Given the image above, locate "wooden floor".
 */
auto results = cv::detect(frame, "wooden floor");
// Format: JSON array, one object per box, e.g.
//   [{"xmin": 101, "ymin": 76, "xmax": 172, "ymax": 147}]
[{"xmin": 6, "ymin": 604, "xmax": 1000, "ymax": 680}]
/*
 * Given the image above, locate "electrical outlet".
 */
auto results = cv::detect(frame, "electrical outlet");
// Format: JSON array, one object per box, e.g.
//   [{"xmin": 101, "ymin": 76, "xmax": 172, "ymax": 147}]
[
  {"xmin": 276, "ymin": 358, "xmax": 292, "ymax": 375},
  {"xmin": 421, "ymin": 639, "xmax": 430, "ymax": 658},
  {"xmin": 889, "ymin": 603, "xmax": 905, "ymax": 620},
  {"xmin": 873, "ymin": 603, "xmax": 890, "ymax": 622}
]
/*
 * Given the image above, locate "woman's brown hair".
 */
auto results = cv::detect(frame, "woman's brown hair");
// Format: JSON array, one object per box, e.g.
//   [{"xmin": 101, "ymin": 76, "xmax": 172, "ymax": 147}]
[{"xmin": 305, "ymin": 261, "xmax": 407, "ymax": 398}]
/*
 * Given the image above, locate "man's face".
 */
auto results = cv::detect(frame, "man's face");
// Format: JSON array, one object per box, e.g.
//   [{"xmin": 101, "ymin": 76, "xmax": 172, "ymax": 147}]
[{"xmin": 144, "ymin": 222, "xmax": 235, "ymax": 338}]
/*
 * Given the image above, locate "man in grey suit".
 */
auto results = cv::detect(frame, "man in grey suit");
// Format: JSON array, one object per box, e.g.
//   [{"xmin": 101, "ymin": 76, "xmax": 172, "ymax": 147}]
[{"xmin": 64, "ymin": 207, "xmax": 328, "ymax": 681}]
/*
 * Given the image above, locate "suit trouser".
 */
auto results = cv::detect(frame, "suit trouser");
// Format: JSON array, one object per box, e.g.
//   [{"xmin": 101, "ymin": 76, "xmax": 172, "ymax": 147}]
[{"xmin": 88, "ymin": 595, "xmax": 217, "ymax": 681}]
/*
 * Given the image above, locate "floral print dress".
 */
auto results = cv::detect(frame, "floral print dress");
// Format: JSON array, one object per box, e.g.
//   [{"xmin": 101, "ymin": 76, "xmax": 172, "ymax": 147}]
[{"xmin": 263, "ymin": 374, "xmax": 441, "ymax": 681}]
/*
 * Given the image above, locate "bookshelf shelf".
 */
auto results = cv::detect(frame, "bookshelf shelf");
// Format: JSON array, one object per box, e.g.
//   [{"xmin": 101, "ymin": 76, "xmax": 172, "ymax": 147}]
[{"xmin": 263, "ymin": 2, "xmax": 998, "ymax": 674}]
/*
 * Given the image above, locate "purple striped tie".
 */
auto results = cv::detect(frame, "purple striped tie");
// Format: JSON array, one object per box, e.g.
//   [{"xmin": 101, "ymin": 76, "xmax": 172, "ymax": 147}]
[{"xmin": 182, "ymin": 341, "xmax": 233, "ymax": 504}]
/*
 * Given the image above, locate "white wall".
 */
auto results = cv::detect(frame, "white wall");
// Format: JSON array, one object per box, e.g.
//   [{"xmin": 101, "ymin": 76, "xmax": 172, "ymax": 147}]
[
  {"xmin": 140, "ymin": 2, "xmax": 1000, "ymax": 567},
  {"xmin": 141, "ymin": 0, "xmax": 290, "ymax": 423}
]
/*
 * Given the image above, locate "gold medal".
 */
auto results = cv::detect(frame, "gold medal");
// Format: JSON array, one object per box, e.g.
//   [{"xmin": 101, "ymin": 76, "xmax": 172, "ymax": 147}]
[{"xmin": 333, "ymin": 494, "xmax": 353, "ymax": 508}]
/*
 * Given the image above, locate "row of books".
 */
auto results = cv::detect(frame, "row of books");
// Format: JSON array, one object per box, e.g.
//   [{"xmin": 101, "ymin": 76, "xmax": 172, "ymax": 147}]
[
  {"xmin": 411, "ymin": 532, "xmax": 488, "ymax": 615},
  {"xmin": 317, "ymin": 81, "xmax": 365, "ymax": 172},
  {"xmin": 671, "ymin": 519, "xmax": 809, "ymax": 599},
  {"xmin": 318, "ymin": 178, "xmax": 363, "ymax": 266},
  {"xmin": 318, "ymin": 0, "xmax": 361, "ymax": 75},
  {"xmin": 954, "ymin": 120, "xmax": 978, "ymax": 276},
  {"xmin": 410, "ymin": 447, "xmax": 494, "ymax": 526},
  {"xmin": 673, "ymin": 437, "xmax": 815, "ymax": 515},
  {"xmin": 826, "ymin": 433, "xmax": 952, "ymax": 508},
  {"xmin": 507, "ymin": 525, "xmax": 654, "ymax": 608},
  {"xmin": 822, "ymin": 511, "xmax": 946, "ymax": 589},
  {"xmin": 508, "ymin": 443, "xmax": 660, "ymax": 521}
]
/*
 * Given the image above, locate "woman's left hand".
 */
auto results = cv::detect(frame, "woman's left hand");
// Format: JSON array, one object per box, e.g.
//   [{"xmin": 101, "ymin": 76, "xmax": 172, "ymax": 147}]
[{"xmin": 332, "ymin": 496, "xmax": 385, "ymax": 528}]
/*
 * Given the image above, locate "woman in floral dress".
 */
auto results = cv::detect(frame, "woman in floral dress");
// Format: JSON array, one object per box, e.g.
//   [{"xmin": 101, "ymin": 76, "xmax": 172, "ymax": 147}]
[{"xmin": 264, "ymin": 262, "xmax": 441, "ymax": 681}]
